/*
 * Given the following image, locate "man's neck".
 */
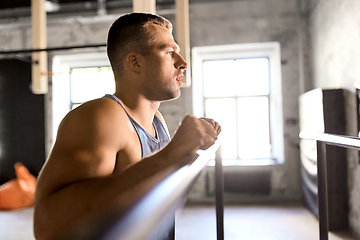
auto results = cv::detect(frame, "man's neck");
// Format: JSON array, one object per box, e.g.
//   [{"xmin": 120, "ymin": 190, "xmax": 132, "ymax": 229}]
[{"xmin": 114, "ymin": 90, "xmax": 160, "ymax": 131}]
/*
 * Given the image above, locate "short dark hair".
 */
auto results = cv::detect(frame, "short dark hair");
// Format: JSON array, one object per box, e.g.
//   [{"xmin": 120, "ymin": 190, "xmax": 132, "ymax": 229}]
[{"xmin": 107, "ymin": 13, "xmax": 172, "ymax": 78}]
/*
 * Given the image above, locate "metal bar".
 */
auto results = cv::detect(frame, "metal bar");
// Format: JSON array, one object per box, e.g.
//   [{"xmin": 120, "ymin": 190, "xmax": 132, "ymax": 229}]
[
  {"xmin": 215, "ymin": 145, "xmax": 224, "ymax": 240},
  {"xmin": 65, "ymin": 140, "xmax": 221, "ymax": 240},
  {"xmin": 299, "ymin": 131, "xmax": 360, "ymax": 151},
  {"xmin": 316, "ymin": 140, "xmax": 329, "ymax": 240},
  {"xmin": 299, "ymin": 132, "xmax": 360, "ymax": 239},
  {"xmin": 0, "ymin": 44, "xmax": 106, "ymax": 55}
]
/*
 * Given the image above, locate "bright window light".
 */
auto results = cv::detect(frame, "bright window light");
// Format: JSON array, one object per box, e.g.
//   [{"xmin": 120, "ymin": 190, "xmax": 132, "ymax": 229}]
[
  {"xmin": 205, "ymin": 98, "xmax": 237, "ymax": 159},
  {"xmin": 237, "ymin": 96, "xmax": 271, "ymax": 158},
  {"xmin": 70, "ymin": 67, "xmax": 115, "ymax": 109},
  {"xmin": 203, "ymin": 57, "xmax": 271, "ymax": 160}
]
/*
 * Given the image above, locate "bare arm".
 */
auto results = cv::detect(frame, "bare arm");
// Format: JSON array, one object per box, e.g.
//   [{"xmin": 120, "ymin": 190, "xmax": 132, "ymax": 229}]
[{"xmin": 34, "ymin": 99, "xmax": 219, "ymax": 239}]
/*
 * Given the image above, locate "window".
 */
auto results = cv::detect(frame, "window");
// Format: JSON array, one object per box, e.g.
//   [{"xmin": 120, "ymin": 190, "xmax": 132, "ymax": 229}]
[
  {"xmin": 192, "ymin": 43, "xmax": 284, "ymax": 165},
  {"xmin": 70, "ymin": 66, "xmax": 115, "ymax": 109},
  {"xmin": 51, "ymin": 52, "xmax": 113, "ymax": 147}
]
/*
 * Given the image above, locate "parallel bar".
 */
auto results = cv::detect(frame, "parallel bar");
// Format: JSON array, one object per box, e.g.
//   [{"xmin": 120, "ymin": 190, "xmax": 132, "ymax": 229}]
[
  {"xmin": 316, "ymin": 140, "xmax": 329, "ymax": 240},
  {"xmin": 299, "ymin": 131, "xmax": 360, "ymax": 150},
  {"xmin": 67, "ymin": 140, "xmax": 221, "ymax": 240},
  {"xmin": 299, "ymin": 132, "xmax": 355, "ymax": 240},
  {"xmin": 215, "ymin": 145, "xmax": 224, "ymax": 240}
]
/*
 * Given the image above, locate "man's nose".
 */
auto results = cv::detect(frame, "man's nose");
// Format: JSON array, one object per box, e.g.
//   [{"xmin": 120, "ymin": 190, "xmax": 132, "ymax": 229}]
[{"xmin": 175, "ymin": 53, "xmax": 188, "ymax": 70}]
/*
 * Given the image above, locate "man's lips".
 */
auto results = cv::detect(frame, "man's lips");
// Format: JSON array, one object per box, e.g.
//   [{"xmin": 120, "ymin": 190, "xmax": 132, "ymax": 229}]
[{"xmin": 176, "ymin": 75, "xmax": 184, "ymax": 81}]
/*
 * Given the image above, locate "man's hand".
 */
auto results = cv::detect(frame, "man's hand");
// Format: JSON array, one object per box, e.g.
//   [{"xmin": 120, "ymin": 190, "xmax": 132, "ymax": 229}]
[
  {"xmin": 164, "ymin": 115, "xmax": 221, "ymax": 165},
  {"xmin": 199, "ymin": 117, "xmax": 222, "ymax": 135}
]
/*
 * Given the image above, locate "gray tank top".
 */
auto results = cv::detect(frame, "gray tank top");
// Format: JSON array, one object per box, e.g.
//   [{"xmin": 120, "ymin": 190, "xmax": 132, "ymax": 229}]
[
  {"xmin": 104, "ymin": 94, "xmax": 175, "ymax": 240},
  {"xmin": 104, "ymin": 94, "xmax": 170, "ymax": 158}
]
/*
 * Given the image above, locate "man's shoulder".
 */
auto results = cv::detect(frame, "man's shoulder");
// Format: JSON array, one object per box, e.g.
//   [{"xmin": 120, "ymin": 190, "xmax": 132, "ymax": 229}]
[
  {"xmin": 57, "ymin": 97, "xmax": 133, "ymax": 142},
  {"xmin": 67, "ymin": 97, "xmax": 128, "ymax": 123}
]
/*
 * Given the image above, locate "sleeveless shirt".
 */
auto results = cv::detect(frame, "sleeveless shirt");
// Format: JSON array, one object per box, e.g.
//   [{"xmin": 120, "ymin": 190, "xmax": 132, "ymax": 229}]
[
  {"xmin": 104, "ymin": 94, "xmax": 174, "ymax": 240},
  {"xmin": 104, "ymin": 94, "xmax": 170, "ymax": 157}
]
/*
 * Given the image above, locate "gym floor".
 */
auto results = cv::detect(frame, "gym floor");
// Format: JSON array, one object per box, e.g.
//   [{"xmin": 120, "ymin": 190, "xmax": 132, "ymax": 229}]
[
  {"xmin": 176, "ymin": 203, "xmax": 355, "ymax": 240},
  {"xmin": 0, "ymin": 203, "xmax": 356, "ymax": 240}
]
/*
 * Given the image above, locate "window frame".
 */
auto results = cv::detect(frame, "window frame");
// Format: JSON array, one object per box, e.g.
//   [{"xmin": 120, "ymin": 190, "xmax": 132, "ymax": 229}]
[{"xmin": 192, "ymin": 42, "xmax": 284, "ymax": 164}]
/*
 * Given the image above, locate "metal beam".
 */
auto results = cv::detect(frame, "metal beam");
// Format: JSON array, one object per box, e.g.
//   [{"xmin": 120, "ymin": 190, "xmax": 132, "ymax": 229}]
[
  {"xmin": 31, "ymin": 0, "xmax": 48, "ymax": 94},
  {"xmin": 176, "ymin": 0, "xmax": 191, "ymax": 87},
  {"xmin": 132, "ymin": 0, "xmax": 156, "ymax": 14}
]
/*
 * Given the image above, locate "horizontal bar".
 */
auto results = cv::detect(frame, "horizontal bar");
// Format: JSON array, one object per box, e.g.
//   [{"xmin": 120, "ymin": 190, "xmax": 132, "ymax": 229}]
[
  {"xmin": 0, "ymin": 44, "xmax": 106, "ymax": 55},
  {"xmin": 67, "ymin": 140, "xmax": 221, "ymax": 240},
  {"xmin": 299, "ymin": 131, "xmax": 360, "ymax": 151}
]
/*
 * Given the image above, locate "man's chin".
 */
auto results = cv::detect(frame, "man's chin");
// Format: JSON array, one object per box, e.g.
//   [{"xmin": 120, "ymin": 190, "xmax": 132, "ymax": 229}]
[{"xmin": 163, "ymin": 89, "xmax": 181, "ymax": 102}]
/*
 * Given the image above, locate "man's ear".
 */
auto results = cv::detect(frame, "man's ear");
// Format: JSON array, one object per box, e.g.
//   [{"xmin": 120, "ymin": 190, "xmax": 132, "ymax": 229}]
[{"xmin": 126, "ymin": 53, "xmax": 142, "ymax": 73}]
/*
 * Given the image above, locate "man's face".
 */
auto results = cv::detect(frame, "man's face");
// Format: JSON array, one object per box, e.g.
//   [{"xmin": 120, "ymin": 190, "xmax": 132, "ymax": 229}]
[{"xmin": 141, "ymin": 24, "xmax": 188, "ymax": 101}]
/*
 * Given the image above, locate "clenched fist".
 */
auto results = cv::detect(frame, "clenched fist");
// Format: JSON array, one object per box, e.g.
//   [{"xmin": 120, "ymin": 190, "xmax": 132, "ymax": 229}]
[{"xmin": 165, "ymin": 115, "xmax": 221, "ymax": 166}]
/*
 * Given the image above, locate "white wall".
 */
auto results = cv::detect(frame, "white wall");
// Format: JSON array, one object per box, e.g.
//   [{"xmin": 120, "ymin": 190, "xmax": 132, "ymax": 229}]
[
  {"xmin": 0, "ymin": 0, "xmax": 303, "ymax": 203},
  {"xmin": 309, "ymin": 0, "xmax": 360, "ymax": 236}
]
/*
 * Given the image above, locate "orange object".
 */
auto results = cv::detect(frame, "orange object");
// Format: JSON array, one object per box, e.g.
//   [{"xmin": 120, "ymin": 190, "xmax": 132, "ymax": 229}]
[{"xmin": 0, "ymin": 163, "xmax": 37, "ymax": 210}]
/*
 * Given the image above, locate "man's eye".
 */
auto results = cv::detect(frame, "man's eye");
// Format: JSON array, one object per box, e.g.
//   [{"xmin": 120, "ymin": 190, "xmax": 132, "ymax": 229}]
[{"xmin": 168, "ymin": 51, "xmax": 173, "ymax": 55}]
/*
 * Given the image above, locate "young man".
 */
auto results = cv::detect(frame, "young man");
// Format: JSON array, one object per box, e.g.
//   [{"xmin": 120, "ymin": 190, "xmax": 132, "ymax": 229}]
[{"xmin": 34, "ymin": 13, "xmax": 221, "ymax": 240}]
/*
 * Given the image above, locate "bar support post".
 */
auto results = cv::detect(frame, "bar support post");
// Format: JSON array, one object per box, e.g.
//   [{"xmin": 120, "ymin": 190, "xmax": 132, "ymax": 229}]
[
  {"xmin": 215, "ymin": 146, "xmax": 224, "ymax": 240},
  {"xmin": 317, "ymin": 140, "xmax": 329, "ymax": 240}
]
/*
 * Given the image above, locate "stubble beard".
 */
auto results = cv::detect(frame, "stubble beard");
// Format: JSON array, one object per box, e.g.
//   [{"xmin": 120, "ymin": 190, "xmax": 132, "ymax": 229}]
[
  {"xmin": 143, "ymin": 85, "xmax": 181, "ymax": 101},
  {"xmin": 142, "ymin": 74, "xmax": 181, "ymax": 101}
]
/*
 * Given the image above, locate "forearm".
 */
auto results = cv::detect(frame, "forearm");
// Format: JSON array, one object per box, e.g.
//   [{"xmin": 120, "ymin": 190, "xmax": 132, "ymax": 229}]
[
  {"xmin": 34, "ymin": 149, "xmax": 182, "ymax": 240},
  {"xmin": 35, "ymin": 175, "xmax": 128, "ymax": 239}
]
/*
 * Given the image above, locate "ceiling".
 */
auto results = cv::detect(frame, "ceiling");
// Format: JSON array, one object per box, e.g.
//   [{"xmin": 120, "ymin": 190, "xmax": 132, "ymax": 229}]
[
  {"xmin": 0, "ymin": 0, "xmax": 227, "ymax": 19},
  {"xmin": 0, "ymin": 0, "xmax": 173, "ymax": 19},
  {"xmin": 0, "ymin": 0, "xmax": 132, "ymax": 10},
  {"xmin": 0, "ymin": 0, "xmax": 228, "ymax": 12}
]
